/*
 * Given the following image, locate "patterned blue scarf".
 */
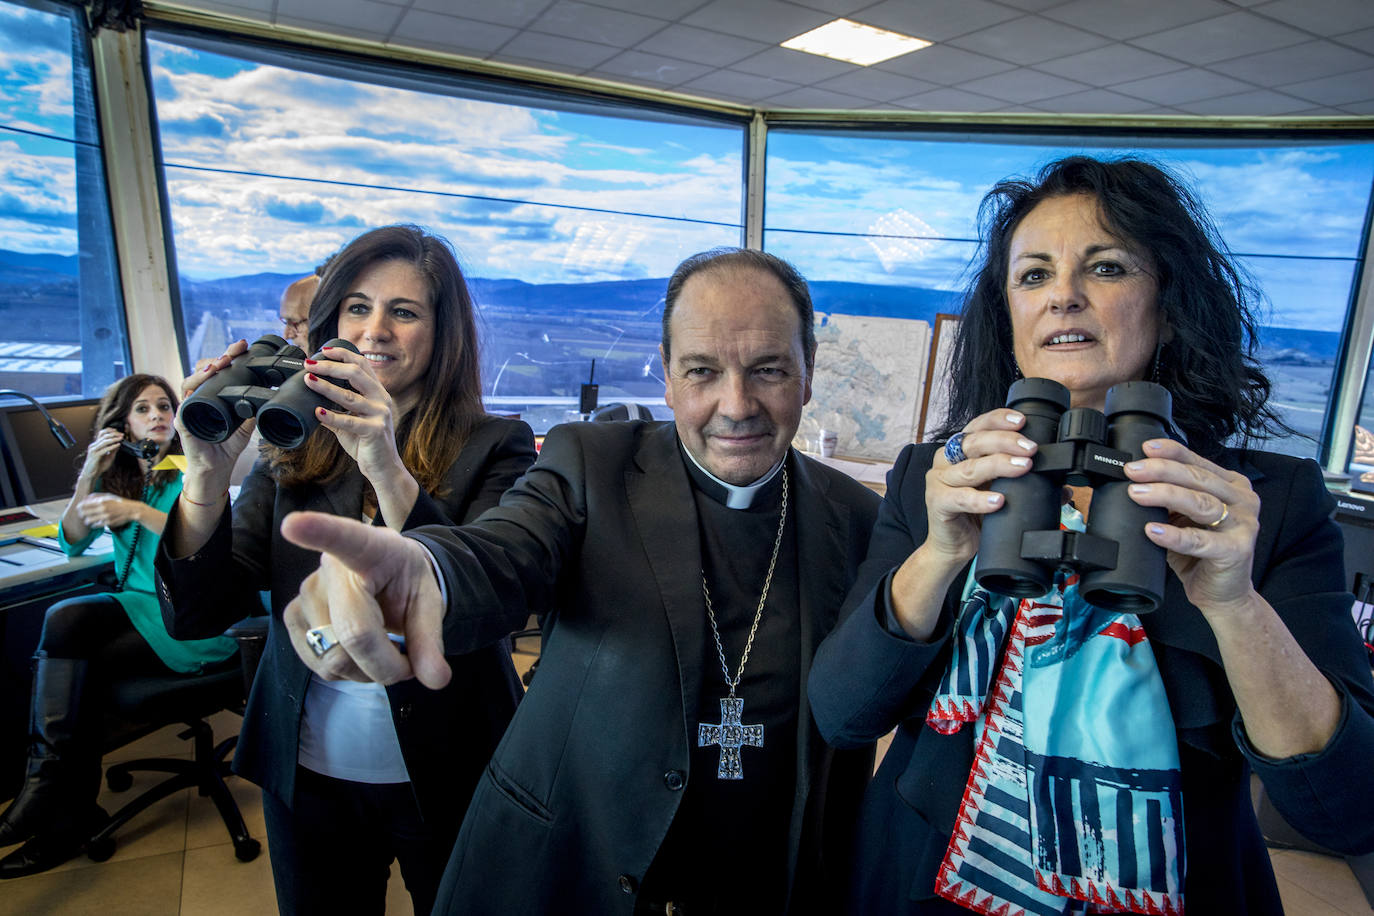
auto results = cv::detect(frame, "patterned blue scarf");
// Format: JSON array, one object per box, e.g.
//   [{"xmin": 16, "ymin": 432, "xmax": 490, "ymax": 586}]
[{"xmin": 929, "ymin": 510, "xmax": 1186, "ymax": 916}]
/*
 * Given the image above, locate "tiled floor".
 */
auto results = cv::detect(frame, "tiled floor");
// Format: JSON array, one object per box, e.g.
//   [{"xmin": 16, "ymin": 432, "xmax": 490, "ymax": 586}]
[{"xmin": 1, "ymin": 643, "xmax": 1370, "ymax": 915}]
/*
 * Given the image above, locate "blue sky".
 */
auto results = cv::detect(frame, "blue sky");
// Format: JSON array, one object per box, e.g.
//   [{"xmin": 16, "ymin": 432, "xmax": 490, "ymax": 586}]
[
  {"xmin": 0, "ymin": 4, "xmax": 77, "ymax": 253},
  {"xmin": 765, "ymin": 132, "xmax": 1374, "ymax": 331},
  {"xmin": 144, "ymin": 38, "xmax": 744, "ymax": 284}
]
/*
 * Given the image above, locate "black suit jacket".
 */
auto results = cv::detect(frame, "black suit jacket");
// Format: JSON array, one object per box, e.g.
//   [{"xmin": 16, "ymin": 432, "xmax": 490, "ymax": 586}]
[
  {"xmin": 157, "ymin": 415, "xmax": 535, "ymax": 829},
  {"xmin": 809, "ymin": 442, "xmax": 1374, "ymax": 915},
  {"xmin": 410, "ymin": 420, "xmax": 881, "ymax": 915}
]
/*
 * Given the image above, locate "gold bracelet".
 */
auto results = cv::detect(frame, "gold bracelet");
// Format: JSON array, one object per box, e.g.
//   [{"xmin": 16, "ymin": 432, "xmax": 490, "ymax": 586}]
[{"xmin": 181, "ymin": 490, "xmax": 227, "ymax": 507}]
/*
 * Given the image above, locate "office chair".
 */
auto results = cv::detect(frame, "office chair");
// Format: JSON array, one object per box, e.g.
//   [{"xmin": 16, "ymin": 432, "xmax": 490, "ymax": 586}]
[
  {"xmin": 85, "ymin": 618, "xmax": 267, "ymax": 864},
  {"xmin": 589, "ymin": 402, "xmax": 653, "ymax": 422}
]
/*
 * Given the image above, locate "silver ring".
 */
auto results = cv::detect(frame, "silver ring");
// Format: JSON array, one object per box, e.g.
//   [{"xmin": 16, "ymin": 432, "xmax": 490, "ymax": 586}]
[
  {"xmin": 305, "ymin": 625, "xmax": 338, "ymax": 658},
  {"xmin": 943, "ymin": 431, "xmax": 968, "ymax": 464},
  {"xmin": 1206, "ymin": 504, "xmax": 1230, "ymax": 529}
]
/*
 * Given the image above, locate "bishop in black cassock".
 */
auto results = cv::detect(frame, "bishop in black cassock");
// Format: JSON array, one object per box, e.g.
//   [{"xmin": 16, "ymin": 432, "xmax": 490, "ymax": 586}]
[{"xmin": 280, "ymin": 248, "xmax": 882, "ymax": 914}]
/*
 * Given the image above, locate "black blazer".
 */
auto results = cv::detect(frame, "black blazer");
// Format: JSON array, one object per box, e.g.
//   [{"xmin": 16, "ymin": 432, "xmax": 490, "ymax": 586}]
[
  {"xmin": 157, "ymin": 415, "xmax": 535, "ymax": 829},
  {"xmin": 808, "ymin": 442, "xmax": 1374, "ymax": 915},
  {"xmin": 409, "ymin": 420, "xmax": 882, "ymax": 915}
]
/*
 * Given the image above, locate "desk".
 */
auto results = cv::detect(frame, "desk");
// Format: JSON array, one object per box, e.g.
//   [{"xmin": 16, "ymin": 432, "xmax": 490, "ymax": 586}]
[
  {"xmin": 0, "ymin": 499, "xmax": 114, "ymax": 801},
  {"xmin": 807, "ymin": 452, "xmax": 892, "ymax": 496}
]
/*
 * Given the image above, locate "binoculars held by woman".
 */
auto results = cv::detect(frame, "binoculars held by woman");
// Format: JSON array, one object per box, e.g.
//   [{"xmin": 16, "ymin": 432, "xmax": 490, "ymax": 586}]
[
  {"xmin": 181, "ymin": 335, "xmax": 358, "ymax": 449},
  {"xmin": 974, "ymin": 377, "xmax": 1176, "ymax": 614}
]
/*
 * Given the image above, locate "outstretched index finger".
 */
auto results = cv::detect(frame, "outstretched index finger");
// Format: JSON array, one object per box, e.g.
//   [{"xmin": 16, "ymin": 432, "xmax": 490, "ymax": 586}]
[{"xmin": 282, "ymin": 511, "xmax": 451, "ymax": 689}]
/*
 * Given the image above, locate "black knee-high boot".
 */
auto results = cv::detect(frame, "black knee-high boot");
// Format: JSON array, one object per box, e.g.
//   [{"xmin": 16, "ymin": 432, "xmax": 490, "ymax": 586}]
[{"xmin": 0, "ymin": 657, "xmax": 105, "ymax": 875}]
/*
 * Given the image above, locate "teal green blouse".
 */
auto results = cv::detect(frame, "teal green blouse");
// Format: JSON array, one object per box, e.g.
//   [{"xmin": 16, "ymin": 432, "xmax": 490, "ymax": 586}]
[{"xmin": 58, "ymin": 471, "xmax": 236, "ymax": 674}]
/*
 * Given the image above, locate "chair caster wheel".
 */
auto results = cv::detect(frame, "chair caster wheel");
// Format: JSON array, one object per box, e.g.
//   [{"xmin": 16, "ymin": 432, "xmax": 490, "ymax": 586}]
[
  {"xmin": 234, "ymin": 838, "xmax": 261, "ymax": 862},
  {"xmin": 87, "ymin": 837, "xmax": 116, "ymax": 862}
]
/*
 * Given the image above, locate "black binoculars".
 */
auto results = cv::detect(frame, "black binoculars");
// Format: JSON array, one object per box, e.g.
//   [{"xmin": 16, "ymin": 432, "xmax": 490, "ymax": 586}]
[
  {"xmin": 973, "ymin": 377, "xmax": 1175, "ymax": 614},
  {"xmin": 181, "ymin": 335, "xmax": 357, "ymax": 449}
]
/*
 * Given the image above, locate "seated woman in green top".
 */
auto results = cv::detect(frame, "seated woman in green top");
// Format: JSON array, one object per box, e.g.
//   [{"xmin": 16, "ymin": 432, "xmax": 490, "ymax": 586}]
[{"xmin": 0, "ymin": 373, "xmax": 235, "ymax": 878}]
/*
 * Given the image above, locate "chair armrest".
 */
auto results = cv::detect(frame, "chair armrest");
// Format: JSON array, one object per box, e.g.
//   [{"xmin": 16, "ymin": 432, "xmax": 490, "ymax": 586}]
[{"xmin": 223, "ymin": 616, "xmax": 269, "ymax": 701}]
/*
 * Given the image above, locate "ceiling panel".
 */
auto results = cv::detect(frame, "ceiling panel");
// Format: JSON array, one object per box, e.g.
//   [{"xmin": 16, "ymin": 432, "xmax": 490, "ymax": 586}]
[
  {"xmin": 891, "ymin": 86, "xmax": 1007, "ymax": 113},
  {"xmin": 855, "ymin": 0, "xmax": 1022, "ymax": 44},
  {"xmin": 275, "ymin": 0, "xmax": 403, "ymax": 36},
  {"xmin": 729, "ymin": 45, "xmax": 859, "ymax": 83},
  {"xmin": 959, "ymin": 68, "xmax": 1091, "ymax": 105},
  {"xmin": 496, "ymin": 29, "xmax": 621, "ymax": 71},
  {"xmin": 410, "ymin": 0, "xmax": 548, "ymax": 30},
  {"xmin": 1173, "ymin": 88, "xmax": 1318, "ymax": 116},
  {"xmin": 632, "ymin": 23, "xmax": 768, "ymax": 68},
  {"xmin": 1252, "ymin": 0, "xmax": 1374, "ymax": 37},
  {"xmin": 1284, "ymin": 67, "xmax": 1374, "ymax": 107},
  {"xmin": 873, "ymin": 43, "xmax": 1015, "ymax": 85},
  {"xmin": 389, "ymin": 11, "xmax": 517, "ymax": 56},
  {"xmin": 680, "ymin": 0, "xmax": 833, "ymax": 46},
  {"xmin": 812, "ymin": 67, "xmax": 940, "ymax": 102},
  {"xmin": 587, "ymin": 50, "xmax": 714, "ymax": 88},
  {"xmin": 1030, "ymin": 88, "xmax": 1162, "ymax": 115},
  {"xmin": 1127, "ymin": 11, "xmax": 1309, "ymax": 65},
  {"xmin": 762, "ymin": 85, "xmax": 876, "ymax": 108},
  {"xmin": 527, "ymin": 2, "xmax": 668, "ymax": 48},
  {"xmin": 1110, "ymin": 69, "xmax": 1256, "ymax": 106},
  {"xmin": 946, "ymin": 15, "xmax": 1113, "ymax": 66},
  {"xmin": 1032, "ymin": 44, "xmax": 1185, "ymax": 85},
  {"xmin": 1040, "ymin": 0, "xmax": 1233, "ymax": 42},
  {"xmin": 150, "ymin": 0, "xmax": 1374, "ymax": 117},
  {"xmin": 677, "ymin": 68, "xmax": 802, "ymax": 104},
  {"xmin": 1208, "ymin": 40, "xmax": 1374, "ymax": 85},
  {"xmin": 1336, "ymin": 26, "xmax": 1374, "ymax": 55}
]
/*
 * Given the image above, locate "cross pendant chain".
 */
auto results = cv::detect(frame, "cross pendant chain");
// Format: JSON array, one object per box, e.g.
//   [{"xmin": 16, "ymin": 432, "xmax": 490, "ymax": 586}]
[
  {"xmin": 698, "ymin": 467, "xmax": 788, "ymax": 780},
  {"xmin": 698, "ymin": 696, "xmax": 764, "ymax": 780}
]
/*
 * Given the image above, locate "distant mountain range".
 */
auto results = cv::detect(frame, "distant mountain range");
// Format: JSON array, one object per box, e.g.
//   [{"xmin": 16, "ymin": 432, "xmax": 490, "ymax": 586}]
[{"xmin": 0, "ymin": 248, "xmax": 1343, "ymax": 361}]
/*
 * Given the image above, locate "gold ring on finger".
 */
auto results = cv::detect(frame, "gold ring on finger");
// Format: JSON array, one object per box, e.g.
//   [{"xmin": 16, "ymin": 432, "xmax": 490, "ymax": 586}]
[{"xmin": 1205, "ymin": 504, "xmax": 1229, "ymax": 529}]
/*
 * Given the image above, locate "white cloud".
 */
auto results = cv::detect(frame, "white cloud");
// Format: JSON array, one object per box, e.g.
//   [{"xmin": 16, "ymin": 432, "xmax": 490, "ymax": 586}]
[{"xmin": 143, "ymin": 48, "xmax": 747, "ymax": 280}]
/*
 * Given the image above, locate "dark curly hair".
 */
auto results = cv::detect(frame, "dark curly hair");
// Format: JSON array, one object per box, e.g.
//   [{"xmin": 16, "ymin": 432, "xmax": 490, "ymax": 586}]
[{"xmin": 938, "ymin": 155, "xmax": 1290, "ymax": 456}]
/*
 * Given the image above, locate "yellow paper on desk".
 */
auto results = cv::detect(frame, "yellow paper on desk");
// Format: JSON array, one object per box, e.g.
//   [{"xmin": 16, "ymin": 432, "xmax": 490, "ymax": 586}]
[
  {"xmin": 155, "ymin": 455, "xmax": 186, "ymax": 471},
  {"xmin": 20, "ymin": 523, "xmax": 59, "ymax": 538}
]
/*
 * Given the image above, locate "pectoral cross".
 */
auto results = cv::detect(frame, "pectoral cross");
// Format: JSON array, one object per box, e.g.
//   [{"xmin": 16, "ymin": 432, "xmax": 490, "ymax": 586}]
[{"xmin": 698, "ymin": 696, "xmax": 763, "ymax": 780}]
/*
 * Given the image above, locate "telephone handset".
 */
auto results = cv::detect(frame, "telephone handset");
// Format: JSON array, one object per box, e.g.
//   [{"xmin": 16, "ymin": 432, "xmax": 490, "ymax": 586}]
[{"xmin": 108, "ymin": 423, "xmax": 159, "ymax": 461}]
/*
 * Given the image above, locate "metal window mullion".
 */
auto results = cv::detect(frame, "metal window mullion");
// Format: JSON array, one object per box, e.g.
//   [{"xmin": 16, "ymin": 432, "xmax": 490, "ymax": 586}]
[
  {"xmin": 89, "ymin": 24, "xmax": 182, "ymax": 386},
  {"xmin": 1327, "ymin": 217, "xmax": 1374, "ymax": 474},
  {"xmin": 744, "ymin": 112, "xmax": 766, "ymax": 250}
]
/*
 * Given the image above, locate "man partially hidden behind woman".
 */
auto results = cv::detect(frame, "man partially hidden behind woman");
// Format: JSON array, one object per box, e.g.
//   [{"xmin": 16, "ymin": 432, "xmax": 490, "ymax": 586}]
[
  {"xmin": 810, "ymin": 156, "xmax": 1374, "ymax": 915},
  {"xmin": 158, "ymin": 224, "xmax": 536, "ymax": 915}
]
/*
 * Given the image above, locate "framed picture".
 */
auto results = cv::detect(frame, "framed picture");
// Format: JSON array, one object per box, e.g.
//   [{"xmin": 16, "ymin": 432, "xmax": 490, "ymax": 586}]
[{"xmin": 916, "ymin": 313, "xmax": 959, "ymax": 442}]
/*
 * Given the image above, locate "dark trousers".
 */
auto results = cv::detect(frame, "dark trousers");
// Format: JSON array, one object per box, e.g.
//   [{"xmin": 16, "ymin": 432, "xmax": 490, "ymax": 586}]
[
  {"xmin": 39, "ymin": 594, "xmax": 165, "ymax": 672},
  {"xmin": 262, "ymin": 766, "xmax": 453, "ymax": 916},
  {"xmin": 30, "ymin": 594, "xmax": 170, "ymax": 752}
]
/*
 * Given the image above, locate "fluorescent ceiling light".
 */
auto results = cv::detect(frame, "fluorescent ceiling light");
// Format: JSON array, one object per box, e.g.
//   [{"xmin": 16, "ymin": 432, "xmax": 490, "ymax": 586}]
[{"xmin": 781, "ymin": 18, "xmax": 931, "ymax": 66}]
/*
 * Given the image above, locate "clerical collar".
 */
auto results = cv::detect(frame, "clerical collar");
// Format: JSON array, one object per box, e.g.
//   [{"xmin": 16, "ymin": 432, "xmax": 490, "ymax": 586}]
[{"xmin": 680, "ymin": 442, "xmax": 785, "ymax": 510}]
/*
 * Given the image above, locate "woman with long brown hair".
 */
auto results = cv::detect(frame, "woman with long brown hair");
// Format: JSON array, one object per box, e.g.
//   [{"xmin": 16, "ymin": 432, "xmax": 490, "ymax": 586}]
[
  {"xmin": 0, "ymin": 374, "xmax": 235, "ymax": 877},
  {"xmin": 159, "ymin": 225, "xmax": 535, "ymax": 915}
]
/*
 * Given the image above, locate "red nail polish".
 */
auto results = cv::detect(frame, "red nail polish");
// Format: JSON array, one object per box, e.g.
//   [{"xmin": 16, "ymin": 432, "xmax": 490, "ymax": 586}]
[
  {"xmin": 316, "ymin": 407, "xmax": 327, "ymax": 417},
  {"xmin": 307, "ymin": 373, "xmax": 318, "ymax": 381},
  {"xmin": 304, "ymin": 358, "xmax": 317, "ymax": 366},
  {"xmin": 321, "ymin": 346, "xmax": 334, "ymax": 351}
]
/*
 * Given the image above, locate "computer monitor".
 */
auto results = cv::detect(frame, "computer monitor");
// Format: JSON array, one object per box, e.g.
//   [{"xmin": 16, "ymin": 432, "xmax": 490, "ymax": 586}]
[
  {"xmin": 0, "ymin": 449, "xmax": 13, "ymax": 511},
  {"xmin": 1333, "ymin": 491, "xmax": 1374, "ymax": 594},
  {"xmin": 0, "ymin": 399, "xmax": 99, "ymax": 507}
]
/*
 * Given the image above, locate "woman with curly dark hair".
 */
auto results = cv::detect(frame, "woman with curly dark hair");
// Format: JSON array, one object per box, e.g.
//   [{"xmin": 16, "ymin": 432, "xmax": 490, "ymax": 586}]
[
  {"xmin": 0, "ymin": 373, "xmax": 235, "ymax": 877},
  {"xmin": 810, "ymin": 156, "xmax": 1374, "ymax": 915}
]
